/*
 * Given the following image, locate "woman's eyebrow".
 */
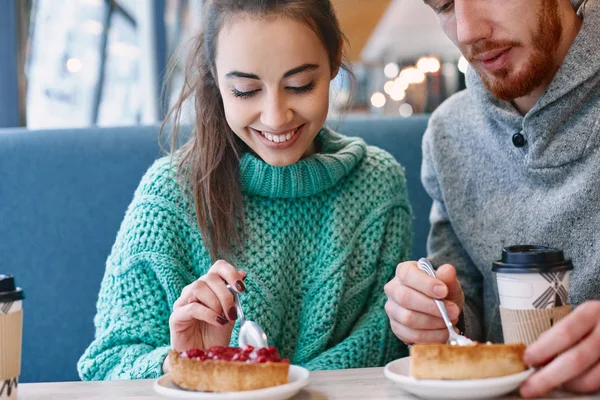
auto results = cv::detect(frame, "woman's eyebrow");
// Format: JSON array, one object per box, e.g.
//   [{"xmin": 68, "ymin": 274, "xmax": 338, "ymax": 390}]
[{"xmin": 225, "ymin": 63, "xmax": 319, "ymax": 80}]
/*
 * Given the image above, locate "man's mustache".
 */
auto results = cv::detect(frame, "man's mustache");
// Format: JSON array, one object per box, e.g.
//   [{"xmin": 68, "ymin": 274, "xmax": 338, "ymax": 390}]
[{"xmin": 466, "ymin": 40, "xmax": 520, "ymax": 62}]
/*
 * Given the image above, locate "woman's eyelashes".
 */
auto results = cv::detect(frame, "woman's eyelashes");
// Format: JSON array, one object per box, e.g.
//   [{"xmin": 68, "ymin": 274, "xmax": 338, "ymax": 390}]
[
  {"xmin": 288, "ymin": 81, "xmax": 315, "ymax": 94},
  {"xmin": 231, "ymin": 88, "xmax": 258, "ymax": 98},
  {"xmin": 231, "ymin": 81, "xmax": 315, "ymax": 99}
]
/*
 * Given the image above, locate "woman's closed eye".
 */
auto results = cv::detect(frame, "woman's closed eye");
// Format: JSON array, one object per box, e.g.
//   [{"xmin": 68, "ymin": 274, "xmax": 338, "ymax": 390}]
[
  {"xmin": 287, "ymin": 81, "xmax": 315, "ymax": 94},
  {"xmin": 231, "ymin": 81, "xmax": 315, "ymax": 99},
  {"xmin": 231, "ymin": 88, "xmax": 260, "ymax": 98}
]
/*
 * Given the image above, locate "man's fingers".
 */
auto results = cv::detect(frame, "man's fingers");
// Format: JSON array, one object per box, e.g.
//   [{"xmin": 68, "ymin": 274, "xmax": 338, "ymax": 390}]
[
  {"xmin": 563, "ymin": 358, "xmax": 600, "ymax": 394},
  {"xmin": 385, "ymin": 301, "xmax": 453, "ymax": 330},
  {"xmin": 395, "ymin": 261, "xmax": 448, "ymax": 299},
  {"xmin": 521, "ymin": 320, "xmax": 600, "ymax": 398},
  {"xmin": 435, "ymin": 264, "xmax": 464, "ymax": 304},
  {"xmin": 390, "ymin": 320, "xmax": 449, "ymax": 344},
  {"xmin": 389, "ymin": 283, "xmax": 461, "ymax": 320},
  {"xmin": 524, "ymin": 301, "xmax": 600, "ymax": 367}
]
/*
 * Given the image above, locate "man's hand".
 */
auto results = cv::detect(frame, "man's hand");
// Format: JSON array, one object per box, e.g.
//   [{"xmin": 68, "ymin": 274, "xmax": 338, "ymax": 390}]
[
  {"xmin": 384, "ymin": 261, "xmax": 465, "ymax": 344},
  {"xmin": 520, "ymin": 300, "xmax": 600, "ymax": 397}
]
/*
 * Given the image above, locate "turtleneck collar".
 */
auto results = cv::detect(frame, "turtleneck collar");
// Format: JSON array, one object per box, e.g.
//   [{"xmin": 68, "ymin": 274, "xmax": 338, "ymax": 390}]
[{"xmin": 239, "ymin": 127, "xmax": 367, "ymax": 198}]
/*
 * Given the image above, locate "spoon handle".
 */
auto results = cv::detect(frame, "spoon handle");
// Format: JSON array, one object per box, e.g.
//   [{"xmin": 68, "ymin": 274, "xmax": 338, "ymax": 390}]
[
  {"xmin": 417, "ymin": 258, "xmax": 454, "ymax": 333},
  {"xmin": 434, "ymin": 298, "xmax": 454, "ymax": 332},
  {"xmin": 227, "ymin": 285, "xmax": 246, "ymax": 324}
]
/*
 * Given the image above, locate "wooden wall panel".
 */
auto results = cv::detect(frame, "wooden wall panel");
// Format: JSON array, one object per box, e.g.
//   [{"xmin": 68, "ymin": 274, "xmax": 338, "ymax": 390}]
[{"xmin": 331, "ymin": 0, "xmax": 391, "ymax": 61}]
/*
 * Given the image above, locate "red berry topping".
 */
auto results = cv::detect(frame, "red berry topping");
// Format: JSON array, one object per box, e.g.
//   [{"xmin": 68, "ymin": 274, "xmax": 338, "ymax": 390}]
[
  {"xmin": 241, "ymin": 344, "xmax": 254, "ymax": 353},
  {"xmin": 184, "ymin": 349, "xmax": 205, "ymax": 358},
  {"xmin": 232, "ymin": 353, "xmax": 249, "ymax": 362},
  {"xmin": 182, "ymin": 345, "xmax": 285, "ymax": 363}
]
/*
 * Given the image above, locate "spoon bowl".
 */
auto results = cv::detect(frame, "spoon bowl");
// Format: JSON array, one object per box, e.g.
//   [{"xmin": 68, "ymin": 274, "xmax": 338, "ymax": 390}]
[
  {"xmin": 239, "ymin": 320, "xmax": 269, "ymax": 349},
  {"xmin": 227, "ymin": 284, "xmax": 269, "ymax": 348}
]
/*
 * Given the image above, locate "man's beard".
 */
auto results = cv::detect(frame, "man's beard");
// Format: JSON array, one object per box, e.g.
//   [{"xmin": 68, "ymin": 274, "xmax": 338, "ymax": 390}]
[{"xmin": 467, "ymin": 0, "xmax": 563, "ymax": 101}]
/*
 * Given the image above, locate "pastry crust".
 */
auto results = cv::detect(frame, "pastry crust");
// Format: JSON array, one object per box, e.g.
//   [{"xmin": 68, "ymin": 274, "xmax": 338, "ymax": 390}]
[
  {"xmin": 410, "ymin": 343, "xmax": 527, "ymax": 380},
  {"xmin": 169, "ymin": 350, "xmax": 289, "ymax": 392}
]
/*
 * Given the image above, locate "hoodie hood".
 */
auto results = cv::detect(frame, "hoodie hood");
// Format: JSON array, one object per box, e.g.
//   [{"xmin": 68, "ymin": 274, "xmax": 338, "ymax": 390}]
[{"xmin": 572, "ymin": 0, "xmax": 589, "ymax": 13}]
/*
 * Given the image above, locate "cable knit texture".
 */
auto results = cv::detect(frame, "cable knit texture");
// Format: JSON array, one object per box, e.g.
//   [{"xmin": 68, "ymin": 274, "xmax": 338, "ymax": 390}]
[{"xmin": 78, "ymin": 127, "xmax": 411, "ymax": 380}]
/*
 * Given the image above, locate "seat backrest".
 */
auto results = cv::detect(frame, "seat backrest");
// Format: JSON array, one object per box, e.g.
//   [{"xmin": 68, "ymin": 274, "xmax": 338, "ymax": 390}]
[
  {"xmin": 1, "ymin": 126, "xmax": 164, "ymax": 382},
  {"xmin": 0, "ymin": 116, "xmax": 430, "ymax": 382}
]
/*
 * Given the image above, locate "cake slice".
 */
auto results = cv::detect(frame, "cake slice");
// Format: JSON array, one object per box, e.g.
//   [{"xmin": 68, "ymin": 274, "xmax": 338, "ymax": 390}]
[
  {"xmin": 169, "ymin": 345, "xmax": 290, "ymax": 392},
  {"xmin": 410, "ymin": 342, "xmax": 527, "ymax": 380}
]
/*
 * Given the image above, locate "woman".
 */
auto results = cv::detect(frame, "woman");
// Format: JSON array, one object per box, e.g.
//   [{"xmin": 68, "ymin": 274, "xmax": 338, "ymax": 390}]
[{"xmin": 78, "ymin": 0, "xmax": 411, "ymax": 380}]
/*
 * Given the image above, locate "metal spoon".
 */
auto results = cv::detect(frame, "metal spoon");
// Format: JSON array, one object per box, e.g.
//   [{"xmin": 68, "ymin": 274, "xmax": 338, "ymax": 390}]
[
  {"xmin": 417, "ymin": 258, "xmax": 473, "ymax": 346},
  {"xmin": 227, "ymin": 284, "xmax": 269, "ymax": 348}
]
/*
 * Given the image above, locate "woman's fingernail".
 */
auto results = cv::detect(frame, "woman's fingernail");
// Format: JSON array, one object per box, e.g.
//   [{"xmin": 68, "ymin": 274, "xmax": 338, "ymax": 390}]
[
  {"xmin": 228, "ymin": 306, "xmax": 237, "ymax": 321},
  {"xmin": 216, "ymin": 315, "xmax": 228, "ymax": 325},
  {"xmin": 235, "ymin": 280, "xmax": 246, "ymax": 292},
  {"xmin": 433, "ymin": 285, "xmax": 447, "ymax": 297}
]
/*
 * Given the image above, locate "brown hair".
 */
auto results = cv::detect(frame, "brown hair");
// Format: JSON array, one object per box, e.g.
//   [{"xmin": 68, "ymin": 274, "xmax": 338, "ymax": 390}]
[{"xmin": 162, "ymin": 0, "xmax": 348, "ymax": 261}]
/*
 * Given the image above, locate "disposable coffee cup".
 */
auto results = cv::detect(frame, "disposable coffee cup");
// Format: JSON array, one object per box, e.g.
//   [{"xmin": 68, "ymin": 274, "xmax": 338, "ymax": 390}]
[
  {"xmin": 492, "ymin": 245, "xmax": 573, "ymax": 345},
  {"xmin": 0, "ymin": 276, "xmax": 25, "ymax": 400}
]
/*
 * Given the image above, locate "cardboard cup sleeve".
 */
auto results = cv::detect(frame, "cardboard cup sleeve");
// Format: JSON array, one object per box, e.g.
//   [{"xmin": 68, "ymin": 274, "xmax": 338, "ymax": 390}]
[
  {"xmin": 0, "ymin": 310, "xmax": 23, "ymax": 380},
  {"xmin": 500, "ymin": 305, "xmax": 572, "ymax": 345}
]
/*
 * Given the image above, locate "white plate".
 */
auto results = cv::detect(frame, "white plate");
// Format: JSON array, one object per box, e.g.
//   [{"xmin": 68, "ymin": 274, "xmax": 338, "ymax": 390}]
[
  {"xmin": 384, "ymin": 356, "xmax": 535, "ymax": 399},
  {"xmin": 154, "ymin": 365, "xmax": 309, "ymax": 400}
]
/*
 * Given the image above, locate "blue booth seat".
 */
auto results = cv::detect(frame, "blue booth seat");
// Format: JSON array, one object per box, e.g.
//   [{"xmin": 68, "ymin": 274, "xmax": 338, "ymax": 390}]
[{"xmin": 0, "ymin": 115, "xmax": 430, "ymax": 382}]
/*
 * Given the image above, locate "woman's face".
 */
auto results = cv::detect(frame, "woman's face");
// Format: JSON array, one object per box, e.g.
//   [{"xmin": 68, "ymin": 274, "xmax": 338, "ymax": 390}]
[{"xmin": 215, "ymin": 16, "xmax": 336, "ymax": 167}]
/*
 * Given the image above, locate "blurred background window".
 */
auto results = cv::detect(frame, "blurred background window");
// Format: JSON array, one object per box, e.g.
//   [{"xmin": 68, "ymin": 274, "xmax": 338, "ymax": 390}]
[
  {"xmin": 27, "ymin": 0, "xmax": 110, "ymax": 128},
  {"xmin": 96, "ymin": 2, "xmax": 141, "ymax": 126},
  {"xmin": 2, "ymin": 0, "xmax": 469, "ymax": 130}
]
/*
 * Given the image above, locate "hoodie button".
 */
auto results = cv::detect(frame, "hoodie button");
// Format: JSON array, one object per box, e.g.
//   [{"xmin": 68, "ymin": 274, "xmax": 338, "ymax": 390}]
[{"xmin": 512, "ymin": 132, "xmax": 526, "ymax": 148}]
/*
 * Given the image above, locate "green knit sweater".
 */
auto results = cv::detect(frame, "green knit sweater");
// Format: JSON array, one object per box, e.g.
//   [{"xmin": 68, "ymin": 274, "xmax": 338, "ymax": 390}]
[{"xmin": 78, "ymin": 127, "xmax": 411, "ymax": 380}]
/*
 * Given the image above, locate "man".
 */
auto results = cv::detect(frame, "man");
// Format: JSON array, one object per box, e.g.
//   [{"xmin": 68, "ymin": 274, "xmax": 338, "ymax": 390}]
[{"xmin": 385, "ymin": 0, "xmax": 600, "ymax": 397}]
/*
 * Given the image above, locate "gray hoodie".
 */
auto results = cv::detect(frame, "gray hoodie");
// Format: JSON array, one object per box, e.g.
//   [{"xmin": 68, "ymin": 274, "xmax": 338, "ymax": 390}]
[{"xmin": 422, "ymin": 0, "xmax": 600, "ymax": 342}]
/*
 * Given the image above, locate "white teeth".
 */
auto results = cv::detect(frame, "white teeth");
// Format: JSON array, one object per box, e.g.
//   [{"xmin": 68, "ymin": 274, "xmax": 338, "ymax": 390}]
[{"xmin": 259, "ymin": 126, "xmax": 300, "ymax": 143}]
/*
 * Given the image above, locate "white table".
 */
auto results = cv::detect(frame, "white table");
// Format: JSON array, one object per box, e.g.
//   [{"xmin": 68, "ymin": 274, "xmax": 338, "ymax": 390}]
[{"xmin": 19, "ymin": 367, "xmax": 600, "ymax": 399}]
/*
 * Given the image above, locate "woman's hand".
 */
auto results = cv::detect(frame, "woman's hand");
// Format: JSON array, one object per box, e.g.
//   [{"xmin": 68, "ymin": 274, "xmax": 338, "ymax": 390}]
[{"xmin": 169, "ymin": 260, "xmax": 246, "ymax": 353}]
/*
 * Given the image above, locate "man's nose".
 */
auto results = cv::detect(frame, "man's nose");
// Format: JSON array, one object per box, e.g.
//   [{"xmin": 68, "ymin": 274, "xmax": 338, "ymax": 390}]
[{"xmin": 455, "ymin": 0, "xmax": 492, "ymax": 47}]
